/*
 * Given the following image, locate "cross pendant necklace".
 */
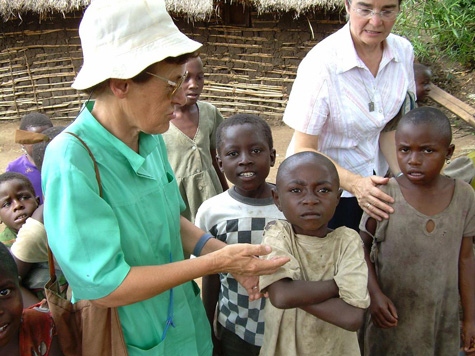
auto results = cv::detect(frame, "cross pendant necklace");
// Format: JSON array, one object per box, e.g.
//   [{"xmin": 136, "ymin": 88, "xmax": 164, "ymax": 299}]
[{"xmin": 358, "ymin": 69, "xmax": 375, "ymax": 112}]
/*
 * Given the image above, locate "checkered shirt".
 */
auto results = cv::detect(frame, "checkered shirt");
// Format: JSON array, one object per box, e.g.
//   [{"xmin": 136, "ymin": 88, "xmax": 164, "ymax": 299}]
[{"xmin": 195, "ymin": 187, "xmax": 284, "ymax": 346}]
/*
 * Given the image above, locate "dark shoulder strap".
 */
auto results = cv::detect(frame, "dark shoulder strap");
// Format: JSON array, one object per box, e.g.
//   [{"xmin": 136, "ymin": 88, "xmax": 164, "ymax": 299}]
[{"xmin": 65, "ymin": 131, "xmax": 102, "ymax": 197}]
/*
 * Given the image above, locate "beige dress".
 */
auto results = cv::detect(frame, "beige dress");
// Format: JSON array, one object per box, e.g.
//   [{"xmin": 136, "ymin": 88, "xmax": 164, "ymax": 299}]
[
  {"xmin": 259, "ymin": 220, "xmax": 370, "ymax": 356},
  {"xmin": 162, "ymin": 101, "xmax": 224, "ymax": 222},
  {"xmin": 360, "ymin": 178, "xmax": 475, "ymax": 356}
]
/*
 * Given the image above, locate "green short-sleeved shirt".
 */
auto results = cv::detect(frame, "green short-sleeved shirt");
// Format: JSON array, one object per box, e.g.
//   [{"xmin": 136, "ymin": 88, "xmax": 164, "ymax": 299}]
[{"xmin": 42, "ymin": 102, "xmax": 212, "ymax": 355}]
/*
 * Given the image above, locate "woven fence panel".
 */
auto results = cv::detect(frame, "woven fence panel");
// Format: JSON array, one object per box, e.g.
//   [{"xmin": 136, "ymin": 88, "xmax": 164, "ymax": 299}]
[
  {"xmin": 0, "ymin": 12, "xmax": 88, "ymax": 121},
  {"xmin": 177, "ymin": 10, "xmax": 344, "ymax": 123},
  {"xmin": 0, "ymin": 10, "xmax": 343, "ymax": 122}
]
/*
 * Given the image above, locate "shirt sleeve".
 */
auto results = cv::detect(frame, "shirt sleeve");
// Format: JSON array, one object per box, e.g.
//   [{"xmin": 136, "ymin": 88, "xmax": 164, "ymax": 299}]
[
  {"xmin": 11, "ymin": 218, "xmax": 48, "ymax": 263},
  {"xmin": 333, "ymin": 229, "xmax": 370, "ymax": 309},
  {"xmin": 259, "ymin": 220, "xmax": 301, "ymax": 292},
  {"xmin": 282, "ymin": 47, "xmax": 331, "ymax": 136}
]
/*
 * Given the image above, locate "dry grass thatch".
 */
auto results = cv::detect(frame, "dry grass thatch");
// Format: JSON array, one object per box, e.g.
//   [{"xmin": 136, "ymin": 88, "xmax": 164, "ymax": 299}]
[{"xmin": 0, "ymin": 0, "xmax": 343, "ymax": 21}]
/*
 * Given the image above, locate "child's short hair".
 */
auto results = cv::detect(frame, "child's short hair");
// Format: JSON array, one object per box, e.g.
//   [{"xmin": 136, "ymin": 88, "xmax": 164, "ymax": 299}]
[
  {"xmin": 413, "ymin": 63, "xmax": 432, "ymax": 78},
  {"xmin": 0, "ymin": 241, "xmax": 19, "ymax": 279},
  {"xmin": 398, "ymin": 107, "xmax": 452, "ymax": 143},
  {"xmin": 277, "ymin": 151, "xmax": 339, "ymax": 186},
  {"xmin": 216, "ymin": 114, "xmax": 273, "ymax": 151},
  {"xmin": 0, "ymin": 172, "xmax": 36, "ymax": 195},
  {"xmin": 19, "ymin": 112, "xmax": 53, "ymax": 130},
  {"xmin": 32, "ymin": 126, "xmax": 66, "ymax": 171}
]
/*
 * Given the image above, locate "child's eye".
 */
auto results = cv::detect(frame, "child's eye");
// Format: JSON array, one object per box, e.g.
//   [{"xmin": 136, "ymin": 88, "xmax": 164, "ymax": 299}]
[
  {"xmin": 226, "ymin": 151, "xmax": 238, "ymax": 157},
  {"xmin": 251, "ymin": 149, "xmax": 262, "ymax": 154},
  {"xmin": 20, "ymin": 194, "xmax": 32, "ymax": 201},
  {"xmin": 290, "ymin": 188, "xmax": 301, "ymax": 193},
  {"xmin": 317, "ymin": 188, "xmax": 330, "ymax": 193},
  {"xmin": 1, "ymin": 201, "xmax": 11, "ymax": 208},
  {"xmin": 0, "ymin": 288, "xmax": 11, "ymax": 297},
  {"xmin": 424, "ymin": 148, "xmax": 434, "ymax": 153}
]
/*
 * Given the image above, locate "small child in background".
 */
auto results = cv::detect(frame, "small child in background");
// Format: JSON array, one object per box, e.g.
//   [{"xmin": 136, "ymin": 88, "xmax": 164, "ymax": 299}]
[
  {"xmin": 10, "ymin": 126, "xmax": 67, "ymax": 301},
  {"xmin": 414, "ymin": 63, "xmax": 432, "ymax": 103},
  {"xmin": 0, "ymin": 172, "xmax": 42, "ymax": 306},
  {"xmin": 360, "ymin": 107, "xmax": 475, "ymax": 355},
  {"xmin": 259, "ymin": 151, "xmax": 369, "ymax": 356},
  {"xmin": 0, "ymin": 172, "xmax": 40, "ymax": 248},
  {"xmin": 0, "ymin": 242, "xmax": 62, "ymax": 355},
  {"xmin": 162, "ymin": 56, "xmax": 228, "ymax": 222},
  {"xmin": 195, "ymin": 114, "xmax": 284, "ymax": 356},
  {"xmin": 6, "ymin": 113, "xmax": 53, "ymax": 205}
]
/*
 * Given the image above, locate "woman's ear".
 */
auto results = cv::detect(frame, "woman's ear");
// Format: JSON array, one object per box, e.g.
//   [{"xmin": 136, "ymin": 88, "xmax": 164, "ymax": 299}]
[
  {"xmin": 109, "ymin": 78, "xmax": 129, "ymax": 98},
  {"xmin": 345, "ymin": 0, "xmax": 351, "ymax": 13}
]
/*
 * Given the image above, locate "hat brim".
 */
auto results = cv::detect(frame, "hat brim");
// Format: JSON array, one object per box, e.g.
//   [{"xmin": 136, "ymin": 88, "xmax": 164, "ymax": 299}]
[{"xmin": 72, "ymin": 32, "xmax": 201, "ymax": 90}]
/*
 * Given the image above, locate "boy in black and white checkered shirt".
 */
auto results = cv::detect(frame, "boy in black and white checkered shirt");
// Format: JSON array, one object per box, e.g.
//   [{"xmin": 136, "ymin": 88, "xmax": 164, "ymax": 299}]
[{"xmin": 196, "ymin": 114, "xmax": 284, "ymax": 356}]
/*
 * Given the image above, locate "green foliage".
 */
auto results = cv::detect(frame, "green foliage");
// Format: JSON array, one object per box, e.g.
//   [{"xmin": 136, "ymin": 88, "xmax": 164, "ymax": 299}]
[{"xmin": 394, "ymin": 0, "xmax": 475, "ymax": 68}]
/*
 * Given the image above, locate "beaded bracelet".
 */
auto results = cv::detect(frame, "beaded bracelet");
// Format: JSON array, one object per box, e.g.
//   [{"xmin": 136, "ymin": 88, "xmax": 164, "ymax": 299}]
[{"xmin": 193, "ymin": 232, "xmax": 214, "ymax": 257}]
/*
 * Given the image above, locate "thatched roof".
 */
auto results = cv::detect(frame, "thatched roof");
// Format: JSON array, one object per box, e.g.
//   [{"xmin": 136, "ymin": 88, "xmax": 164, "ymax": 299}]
[{"xmin": 1, "ymin": 0, "xmax": 343, "ymax": 21}]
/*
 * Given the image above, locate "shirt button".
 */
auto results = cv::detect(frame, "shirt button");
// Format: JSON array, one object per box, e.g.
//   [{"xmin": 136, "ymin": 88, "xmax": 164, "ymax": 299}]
[
  {"xmin": 192, "ymin": 146, "xmax": 196, "ymax": 150},
  {"xmin": 196, "ymin": 169, "xmax": 200, "ymax": 173}
]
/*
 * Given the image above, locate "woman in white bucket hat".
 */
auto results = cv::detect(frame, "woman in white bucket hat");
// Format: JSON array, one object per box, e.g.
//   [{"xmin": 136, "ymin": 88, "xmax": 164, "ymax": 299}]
[{"xmin": 41, "ymin": 1, "xmax": 289, "ymax": 354}]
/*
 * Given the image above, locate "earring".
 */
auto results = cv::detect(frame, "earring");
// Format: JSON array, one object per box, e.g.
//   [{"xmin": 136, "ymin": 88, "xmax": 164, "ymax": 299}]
[{"xmin": 446, "ymin": 159, "xmax": 451, "ymax": 165}]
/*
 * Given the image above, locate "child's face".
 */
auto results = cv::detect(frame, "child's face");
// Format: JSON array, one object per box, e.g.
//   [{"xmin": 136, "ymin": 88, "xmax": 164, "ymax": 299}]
[
  {"xmin": 182, "ymin": 57, "xmax": 204, "ymax": 106},
  {"xmin": 0, "ymin": 179, "xmax": 39, "ymax": 233},
  {"xmin": 0, "ymin": 272, "xmax": 22, "ymax": 348},
  {"xmin": 217, "ymin": 123, "xmax": 276, "ymax": 198},
  {"xmin": 396, "ymin": 122, "xmax": 454, "ymax": 185},
  {"xmin": 415, "ymin": 71, "xmax": 431, "ymax": 102},
  {"xmin": 273, "ymin": 158, "xmax": 341, "ymax": 237}
]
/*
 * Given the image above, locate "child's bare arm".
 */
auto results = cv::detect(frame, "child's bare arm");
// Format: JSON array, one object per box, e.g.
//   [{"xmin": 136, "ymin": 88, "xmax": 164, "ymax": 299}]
[
  {"xmin": 300, "ymin": 298, "xmax": 365, "ymax": 331},
  {"xmin": 266, "ymin": 278, "xmax": 339, "ymax": 309},
  {"xmin": 459, "ymin": 235, "xmax": 475, "ymax": 354},
  {"xmin": 360, "ymin": 218, "xmax": 398, "ymax": 328},
  {"xmin": 202, "ymin": 274, "xmax": 222, "ymax": 354}
]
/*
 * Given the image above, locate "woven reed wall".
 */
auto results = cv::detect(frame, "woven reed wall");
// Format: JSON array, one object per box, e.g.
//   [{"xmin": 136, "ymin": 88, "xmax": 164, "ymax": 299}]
[
  {"xmin": 177, "ymin": 10, "xmax": 344, "ymax": 123},
  {"xmin": 0, "ymin": 9, "xmax": 344, "ymax": 122},
  {"xmin": 0, "ymin": 12, "xmax": 85, "ymax": 122}
]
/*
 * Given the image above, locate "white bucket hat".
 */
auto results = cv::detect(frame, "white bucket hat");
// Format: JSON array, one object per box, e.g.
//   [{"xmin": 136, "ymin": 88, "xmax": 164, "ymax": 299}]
[{"xmin": 72, "ymin": 0, "xmax": 202, "ymax": 90}]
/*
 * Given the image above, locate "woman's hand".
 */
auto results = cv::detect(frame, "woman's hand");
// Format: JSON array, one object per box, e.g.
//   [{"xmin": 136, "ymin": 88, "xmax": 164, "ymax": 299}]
[
  {"xmin": 352, "ymin": 175, "xmax": 394, "ymax": 221},
  {"xmin": 210, "ymin": 244, "xmax": 289, "ymax": 277}
]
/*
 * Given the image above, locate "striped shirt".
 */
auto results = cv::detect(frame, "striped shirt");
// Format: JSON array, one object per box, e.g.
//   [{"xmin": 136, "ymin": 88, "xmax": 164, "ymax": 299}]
[{"xmin": 284, "ymin": 23, "xmax": 415, "ymax": 197}]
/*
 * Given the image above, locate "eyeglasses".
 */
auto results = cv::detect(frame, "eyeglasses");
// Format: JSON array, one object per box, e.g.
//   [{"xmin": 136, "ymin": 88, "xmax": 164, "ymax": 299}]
[
  {"xmin": 351, "ymin": 7, "xmax": 399, "ymax": 21},
  {"xmin": 145, "ymin": 71, "xmax": 188, "ymax": 97}
]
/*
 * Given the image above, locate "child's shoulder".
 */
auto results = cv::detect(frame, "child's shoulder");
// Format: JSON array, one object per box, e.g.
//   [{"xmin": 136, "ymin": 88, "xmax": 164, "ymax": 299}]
[
  {"xmin": 331, "ymin": 226, "xmax": 361, "ymax": 243},
  {"xmin": 6, "ymin": 155, "xmax": 26, "ymax": 169},
  {"xmin": 198, "ymin": 189, "xmax": 231, "ymax": 210}
]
